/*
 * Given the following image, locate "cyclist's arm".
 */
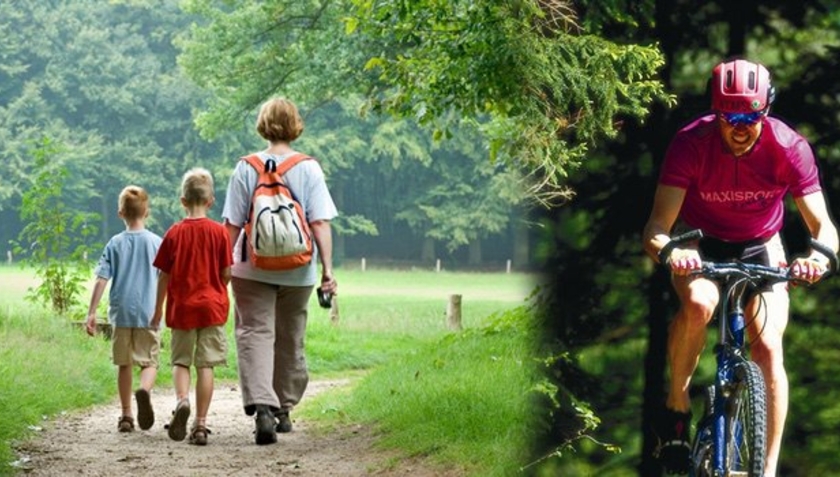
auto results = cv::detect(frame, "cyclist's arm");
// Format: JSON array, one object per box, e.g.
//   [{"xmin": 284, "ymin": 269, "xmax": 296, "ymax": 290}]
[
  {"xmin": 792, "ymin": 191, "xmax": 839, "ymax": 280},
  {"xmin": 643, "ymin": 185, "xmax": 684, "ymax": 261},
  {"xmin": 643, "ymin": 185, "xmax": 702, "ymax": 274}
]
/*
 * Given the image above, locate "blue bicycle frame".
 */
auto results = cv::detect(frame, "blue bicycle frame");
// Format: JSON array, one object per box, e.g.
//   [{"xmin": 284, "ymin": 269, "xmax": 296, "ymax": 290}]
[{"xmin": 712, "ymin": 291, "xmax": 748, "ymax": 473}]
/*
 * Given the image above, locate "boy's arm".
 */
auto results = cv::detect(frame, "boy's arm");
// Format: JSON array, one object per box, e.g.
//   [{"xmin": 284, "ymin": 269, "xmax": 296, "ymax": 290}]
[
  {"xmin": 85, "ymin": 277, "xmax": 109, "ymax": 336},
  {"xmin": 150, "ymin": 271, "xmax": 170, "ymax": 330},
  {"xmin": 221, "ymin": 266, "xmax": 231, "ymax": 286}
]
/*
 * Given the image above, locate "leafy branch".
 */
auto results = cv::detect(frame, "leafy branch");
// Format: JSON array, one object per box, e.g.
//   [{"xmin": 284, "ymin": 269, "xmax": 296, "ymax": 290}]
[{"xmin": 12, "ymin": 137, "xmax": 99, "ymax": 318}]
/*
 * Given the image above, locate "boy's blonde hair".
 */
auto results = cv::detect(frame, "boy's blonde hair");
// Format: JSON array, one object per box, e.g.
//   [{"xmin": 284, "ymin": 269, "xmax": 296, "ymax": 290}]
[
  {"xmin": 255, "ymin": 97, "xmax": 304, "ymax": 143},
  {"xmin": 118, "ymin": 186, "xmax": 149, "ymax": 221},
  {"xmin": 181, "ymin": 168, "xmax": 215, "ymax": 207}
]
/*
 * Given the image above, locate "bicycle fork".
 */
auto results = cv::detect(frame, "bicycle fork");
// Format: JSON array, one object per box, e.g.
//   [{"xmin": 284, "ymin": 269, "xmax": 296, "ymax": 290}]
[{"xmin": 711, "ymin": 303, "xmax": 748, "ymax": 475}]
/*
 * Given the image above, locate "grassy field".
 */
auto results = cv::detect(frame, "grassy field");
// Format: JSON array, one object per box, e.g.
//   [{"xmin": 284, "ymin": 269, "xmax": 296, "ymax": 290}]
[{"xmin": 0, "ymin": 265, "xmax": 540, "ymax": 475}]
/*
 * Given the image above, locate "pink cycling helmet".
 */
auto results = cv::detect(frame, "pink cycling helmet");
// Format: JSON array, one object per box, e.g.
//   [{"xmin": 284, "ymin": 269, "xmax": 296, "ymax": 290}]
[{"xmin": 711, "ymin": 59, "xmax": 775, "ymax": 113}]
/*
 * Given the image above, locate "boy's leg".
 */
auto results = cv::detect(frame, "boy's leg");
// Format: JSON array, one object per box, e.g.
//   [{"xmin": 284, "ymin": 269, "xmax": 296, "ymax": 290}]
[
  {"xmin": 117, "ymin": 365, "xmax": 133, "ymax": 417},
  {"xmin": 190, "ymin": 325, "xmax": 226, "ymax": 445},
  {"xmin": 173, "ymin": 364, "xmax": 191, "ymax": 401},
  {"xmin": 192, "ymin": 325, "xmax": 227, "ymax": 424},
  {"xmin": 133, "ymin": 328, "xmax": 160, "ymax": 430},
  {"xmin": 112, "ymin": 328, "xmax": 135, "ymax": 432},
  {"xmin": 168, "ymin": 329, "xmax": 194, "ymax": 441},
  {"xmin": 194, "ymin": 367, "xmax": 214, "ymax": 427}
]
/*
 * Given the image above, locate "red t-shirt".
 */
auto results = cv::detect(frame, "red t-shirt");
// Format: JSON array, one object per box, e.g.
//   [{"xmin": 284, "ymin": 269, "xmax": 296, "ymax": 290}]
[
  {"xmin": 659, "ymin": 114, "xmax": 821, "ymax": 242},
  {"xmin": 154, "ymin": 218, "xmax": 233, "ymax": 330}
]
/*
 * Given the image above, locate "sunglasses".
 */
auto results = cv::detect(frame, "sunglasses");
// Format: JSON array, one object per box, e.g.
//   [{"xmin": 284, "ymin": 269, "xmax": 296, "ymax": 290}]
[{"xmin": 720, "ymin": 111, "xmax": 764, "ymax": 127}]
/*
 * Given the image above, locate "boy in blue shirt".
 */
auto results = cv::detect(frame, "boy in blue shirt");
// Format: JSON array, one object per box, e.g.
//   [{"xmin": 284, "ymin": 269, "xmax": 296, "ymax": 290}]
[{"xmin": 86, "ymin": 185, "xmax": 162, "ymax": 433}]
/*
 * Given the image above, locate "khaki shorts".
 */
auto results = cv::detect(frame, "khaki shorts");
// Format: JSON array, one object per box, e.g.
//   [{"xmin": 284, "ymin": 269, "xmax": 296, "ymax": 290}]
[
  {"xmin": 112, "ymin": 327, "xmax": 160, "ymax": 368},
  {"xmin": 170, "ymin": 325, "xmax": 228, "ymax": 369}
]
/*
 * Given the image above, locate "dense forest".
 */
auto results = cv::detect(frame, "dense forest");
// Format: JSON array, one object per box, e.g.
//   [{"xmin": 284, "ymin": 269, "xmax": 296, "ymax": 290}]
[
  {"xmin": 0, "ymin": 1, "xmax": 546, "ymax": 270},
  {"xmin": 543, "ymin": 1, "xmax": 840, "ymax": 476},
  {"xmin": 4, "ymin": 1, "xmax": 840, "ymax": 474}
]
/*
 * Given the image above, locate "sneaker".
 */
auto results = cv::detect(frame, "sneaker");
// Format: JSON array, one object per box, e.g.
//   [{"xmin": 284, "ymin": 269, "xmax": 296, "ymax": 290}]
[
  {"xmin": 188, "ymin": 425, "xmax": 211, "ymax": 446},
  {"xmin": 167, "ymin": 399, "xmax": 191, "ymax": 442},
  {"xmin": 275, "ymin": 410, "xmax": 292, "ymax": 433},
  {"xmin": 134, "ymin": 388, "xmax": 154, "ymax": 431},
  {"xmin": 653, "ymin": 408, "xmax": 692, "ymax": 475},
  {"xmin": 254, "ymin": 405, "xmax": 277, "ymax": 445},
  {"xmin": 117, "ymin": 415, "xmax": 134, "ymax": 433}
]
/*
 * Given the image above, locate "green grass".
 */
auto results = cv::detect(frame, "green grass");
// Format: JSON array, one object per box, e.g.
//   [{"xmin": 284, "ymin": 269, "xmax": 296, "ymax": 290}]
[
  {"xmin": 0, "ymin": 265, "xmax": 539, "ymax": 475},
  {"xmin": 302, "ymin": 308, "xmax": 540, "ymax": 476}
]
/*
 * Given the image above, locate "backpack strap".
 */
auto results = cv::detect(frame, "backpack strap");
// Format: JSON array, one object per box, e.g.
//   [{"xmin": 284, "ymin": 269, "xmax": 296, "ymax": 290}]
[
  {"xmin": 275, "ymin": 153, "xmax": 312, "ymax": 175},
  {"xmin": 241, "ymin": 154, "xmax": 266, "ymax": 173},
  {"xmin": 241, "ymin": 153, "xmax": 312, "ymax": 176}
]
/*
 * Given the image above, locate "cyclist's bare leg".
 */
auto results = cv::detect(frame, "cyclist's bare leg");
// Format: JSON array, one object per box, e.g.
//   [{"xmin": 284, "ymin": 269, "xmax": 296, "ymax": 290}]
[
  {"xmin": 746, "ymin": 286, "xmax": 790, "ymax": 477},
  {"xmin": 666, "ymin": 275, "xmax": 719, "ymax": 412}
]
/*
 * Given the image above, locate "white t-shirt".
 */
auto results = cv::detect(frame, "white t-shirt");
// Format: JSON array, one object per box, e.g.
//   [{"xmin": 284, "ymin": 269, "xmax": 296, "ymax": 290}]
[{"xmin": 222, "ymin": 151, "xmax": 338, "ymax": 286}]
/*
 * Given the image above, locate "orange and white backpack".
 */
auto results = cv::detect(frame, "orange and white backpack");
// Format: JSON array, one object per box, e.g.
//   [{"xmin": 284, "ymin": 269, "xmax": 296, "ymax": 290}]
[{"xmin": 241, "ymin": 153, "xmax": 313, "ymax": 270}]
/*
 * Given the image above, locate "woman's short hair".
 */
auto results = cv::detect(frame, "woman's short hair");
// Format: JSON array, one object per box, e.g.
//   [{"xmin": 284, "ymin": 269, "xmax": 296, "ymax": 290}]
[
  {"xmin": 256, "ymin": 98, "xmax": 304, "ymax": 143},
  {"xmin": 181, "ymin": 168, "xmax": 215, "ymax": 207},
  {"xmin": 118, "ymin": 185, "xmax": 149, "ymax": 221}
]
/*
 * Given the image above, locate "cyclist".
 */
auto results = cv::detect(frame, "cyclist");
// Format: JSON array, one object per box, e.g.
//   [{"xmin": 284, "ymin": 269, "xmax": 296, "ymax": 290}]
[{"xmin": 642, "ymin": 58, "xmax": 839, "ymax": 475}]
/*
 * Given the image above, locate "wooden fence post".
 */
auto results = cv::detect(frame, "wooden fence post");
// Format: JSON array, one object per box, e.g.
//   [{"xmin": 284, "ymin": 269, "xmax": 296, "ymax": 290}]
[{"xmin": 447, "ymin": 294, "xmax": 462, "ymax": 331}]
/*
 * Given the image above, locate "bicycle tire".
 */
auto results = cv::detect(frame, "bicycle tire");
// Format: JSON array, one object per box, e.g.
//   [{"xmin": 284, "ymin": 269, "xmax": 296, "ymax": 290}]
[{"xmin": 726, "ymin": 361, "xmax": 766, "ymax": 476}]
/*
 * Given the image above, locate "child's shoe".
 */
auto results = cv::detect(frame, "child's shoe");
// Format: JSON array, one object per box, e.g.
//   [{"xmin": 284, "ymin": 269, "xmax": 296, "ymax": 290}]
[
  {"xmin": 166, "ymin": 399, "xmax": 191, "ymax": 441},
  {"xmin": 134, "ymin": 388, "xmax": 155, "ymax": 430},
  {"xmin": 117, "ymin": 415, "xmax": 134, "ymax": 433},
  {"xmin": 188, "ymin": 425, "xmax": 210, "ymax": 446}
]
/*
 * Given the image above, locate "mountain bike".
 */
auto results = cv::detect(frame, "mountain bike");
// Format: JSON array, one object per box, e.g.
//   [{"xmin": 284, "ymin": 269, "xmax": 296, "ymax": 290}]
[{"xmin": 659, "ymin": 229, "xmax": 836, "ymax": 477}]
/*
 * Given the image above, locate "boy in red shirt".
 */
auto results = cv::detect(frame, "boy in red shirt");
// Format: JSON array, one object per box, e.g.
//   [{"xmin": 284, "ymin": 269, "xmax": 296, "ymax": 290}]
[{"xmin": 152, "ymin": 167, "xmax": 233, "ymax": 446}]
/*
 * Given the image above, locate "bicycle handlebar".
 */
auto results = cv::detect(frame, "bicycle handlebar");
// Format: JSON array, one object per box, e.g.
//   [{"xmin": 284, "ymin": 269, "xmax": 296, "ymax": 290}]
[
  {"xmin": 658, "ymin": 229, "xmax": 704, "ymax": 265},
  {"xmin": 659, "ymin": 229, "xmax": 838, "ymax": 276},
  {"xmin": 692, "ymin": 261, "xmax": 792, "ymax": 284}
]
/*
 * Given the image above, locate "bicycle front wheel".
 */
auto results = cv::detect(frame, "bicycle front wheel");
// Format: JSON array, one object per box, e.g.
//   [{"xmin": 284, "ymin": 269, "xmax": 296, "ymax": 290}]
[{"xmin": 726, "ymin": 360, "xmax": 767, "ymax": 476}]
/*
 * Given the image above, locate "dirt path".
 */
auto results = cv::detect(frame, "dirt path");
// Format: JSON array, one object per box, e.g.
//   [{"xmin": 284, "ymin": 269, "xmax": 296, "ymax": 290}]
[{"xmin": 12, "ymin": 380, "xmax": 457, "ymax": 476}]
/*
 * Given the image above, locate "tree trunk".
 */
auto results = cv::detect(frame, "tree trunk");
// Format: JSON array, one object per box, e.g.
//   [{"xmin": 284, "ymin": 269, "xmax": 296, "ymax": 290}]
[
  {"xmin": 513, "ymin": 219, "xmax": 530, "ymax": 269},
  {"xmin": 421, "ymin": 237, "xmax": 435, "ymax": 262},
  {"xmin": 639, "ymin": 268, "xmax": 672, "ymax": 476},
  {"xmin": 468, "ymin": 240, "xmax": 481, "ymax": 266}
]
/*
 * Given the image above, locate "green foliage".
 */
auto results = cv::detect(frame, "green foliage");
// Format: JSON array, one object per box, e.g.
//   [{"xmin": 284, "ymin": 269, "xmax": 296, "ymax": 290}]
[
  {"xmin": 347, "ymin": 0, "xmax": 674, "ymax": 203},
  {"xmin": 11, "ymin": 138, "xmax": 98, "ymax": 318}
]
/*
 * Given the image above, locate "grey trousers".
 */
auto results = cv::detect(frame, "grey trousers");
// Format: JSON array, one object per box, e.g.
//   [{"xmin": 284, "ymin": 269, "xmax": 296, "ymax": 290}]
[{"xmin": 231, "ymin": 277, "xmax": 313, "ymax": 413}]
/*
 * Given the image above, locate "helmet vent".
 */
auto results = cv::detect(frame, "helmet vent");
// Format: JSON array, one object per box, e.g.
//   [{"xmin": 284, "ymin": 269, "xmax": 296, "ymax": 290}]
[
  {"xmin": 748, "ymin": 71, "xmax": 756, "ymax": 90},
  {"xmin": 726, "ymin": 71, "xmax": 733, "ymax": 88}
]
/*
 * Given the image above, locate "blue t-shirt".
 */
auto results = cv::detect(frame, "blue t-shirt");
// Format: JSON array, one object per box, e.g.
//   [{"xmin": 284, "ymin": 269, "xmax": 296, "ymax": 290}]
[{"xmin": 94, "ymin": 229, "xmax": 163, "ymax": 328}]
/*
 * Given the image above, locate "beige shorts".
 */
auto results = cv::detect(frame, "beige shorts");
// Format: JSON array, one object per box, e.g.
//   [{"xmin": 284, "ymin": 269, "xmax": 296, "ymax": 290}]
[
  {"xmin": 170, "ymin": 325, "xmax": 228, "ymax": 369},
  {"xmin": 111, "ymin": 327, "xmax": 160, "ymax": 368}
]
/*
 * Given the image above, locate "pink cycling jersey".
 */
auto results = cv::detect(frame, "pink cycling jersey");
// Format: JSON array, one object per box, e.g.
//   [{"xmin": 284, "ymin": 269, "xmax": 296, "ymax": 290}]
[{"xmin": 660, "ymin": 114, "xmax": 821, "ymax": 242}]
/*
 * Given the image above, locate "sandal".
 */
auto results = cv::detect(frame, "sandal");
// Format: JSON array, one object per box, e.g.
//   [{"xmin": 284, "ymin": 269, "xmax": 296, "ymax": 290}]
[
  {"xmin": 188, "ymin": 425, "xmax": 211, "ymax": 446},
  {"xmin": 117, "ymin": 415, "xmax": 135, "ymax": 433},
  {"xmin": 134, "ymin": 388, "xmax": 155, "ymax": 431},
  {"xmin": 166, "ymin": 399, "xmax": 191, "ymax": 441}
]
